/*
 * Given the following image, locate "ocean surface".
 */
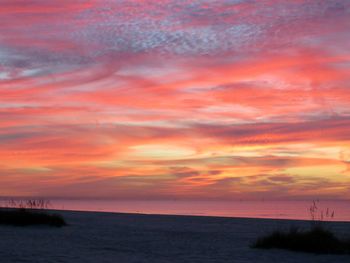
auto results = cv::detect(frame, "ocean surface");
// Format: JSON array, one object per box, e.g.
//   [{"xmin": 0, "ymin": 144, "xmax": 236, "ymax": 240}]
[
  {"xmin": 2, "ymin": 199, "xmax": 349, "ymax": 222},
  {"xmin": 47, "ymin": 200, "xmax": 350, "ymax": 222}
]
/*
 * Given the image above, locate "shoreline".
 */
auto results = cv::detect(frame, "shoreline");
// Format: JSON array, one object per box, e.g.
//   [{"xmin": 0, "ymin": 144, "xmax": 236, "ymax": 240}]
[
  {"xmin": 31, "ymin": 207, "xmax": 350, "ymax": 223},
  {"xmin": 2, "ymin": 199, "xmax": 349, "ymax": 222}
]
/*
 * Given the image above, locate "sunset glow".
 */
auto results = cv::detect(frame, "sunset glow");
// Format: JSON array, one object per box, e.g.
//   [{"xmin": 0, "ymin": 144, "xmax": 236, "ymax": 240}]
[{"xmin": 1, "ymin": 0, "xmax": 349, "ymax": 200}]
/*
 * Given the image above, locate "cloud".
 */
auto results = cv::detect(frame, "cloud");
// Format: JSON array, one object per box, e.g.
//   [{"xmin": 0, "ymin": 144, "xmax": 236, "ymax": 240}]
[
  {"xmin": 0, "ymin": 0, "xmax": 349, "ymax": 199},
  {"xmin": 192, "ymin": 116, "xmax": 350, "ymax": 145}
]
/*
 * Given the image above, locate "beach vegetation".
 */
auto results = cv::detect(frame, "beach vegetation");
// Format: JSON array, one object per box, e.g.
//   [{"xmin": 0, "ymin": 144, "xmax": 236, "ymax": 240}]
[
  {"xmin": 252, "ymin": 201, "xmax": 349, "ymax": 254},
  {"xmin": 252, "ymin": 226, "xmax": 350, "ymax": 254},
  {"xmin": 0, "ymin": 199, "xmax": 66, "ymax": 227}
]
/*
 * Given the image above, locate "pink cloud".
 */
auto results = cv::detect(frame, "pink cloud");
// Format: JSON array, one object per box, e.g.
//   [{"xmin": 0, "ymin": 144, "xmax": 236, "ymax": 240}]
[{"xmin": 0, "ymin": 0, "xmax": 349, "ymax": 200}]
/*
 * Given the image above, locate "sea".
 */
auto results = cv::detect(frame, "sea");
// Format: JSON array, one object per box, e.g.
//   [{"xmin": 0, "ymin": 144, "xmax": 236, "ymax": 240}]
[
  {"xmin": 2, "ymin": 199, "xmax": 349, "ymax": 221},
  {"xmin": 46, "ymin": 199, "xmax": 350, "ymax": 222}
]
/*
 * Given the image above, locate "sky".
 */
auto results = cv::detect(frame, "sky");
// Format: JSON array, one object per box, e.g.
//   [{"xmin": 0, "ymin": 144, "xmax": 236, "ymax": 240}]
[{"xmin": 0, "ymin": 0, "xmax": 349, "ymax": 200}]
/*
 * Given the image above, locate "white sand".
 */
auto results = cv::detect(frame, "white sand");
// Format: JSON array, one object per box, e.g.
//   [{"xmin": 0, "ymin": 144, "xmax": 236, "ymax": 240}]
[{"xmin": 0, "ymin": 210, "xmax": 349, "ymax": 263}]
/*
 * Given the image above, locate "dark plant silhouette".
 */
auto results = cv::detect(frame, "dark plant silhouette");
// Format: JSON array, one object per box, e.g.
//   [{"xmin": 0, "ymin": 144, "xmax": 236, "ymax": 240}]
[
  {"xmin": 0, "ymin": 209, "xmax": 66, "ymax": 227},
  {"xmin": 252, "ymin": 226, "xmax": 350, "ymax": 254},
  {"xmin": 4, "ymin": 199, "xmax": 51, "ymax": 210},
  {"xmin": 0, "ymin": 199, "xmax": 66, "ymax": 227},
  {"xmin": 309, "ymin": 200, "xmax": 334, "ymax": 224},
  {"xmin": 252, "ymin": 201, "xmax": 349, "ymax": 254}
]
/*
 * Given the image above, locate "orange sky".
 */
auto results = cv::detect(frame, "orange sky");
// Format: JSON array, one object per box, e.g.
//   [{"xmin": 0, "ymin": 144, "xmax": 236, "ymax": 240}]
[{"xmin": 0, "ymin": 0, "xmax": 349, "ymax": 200}]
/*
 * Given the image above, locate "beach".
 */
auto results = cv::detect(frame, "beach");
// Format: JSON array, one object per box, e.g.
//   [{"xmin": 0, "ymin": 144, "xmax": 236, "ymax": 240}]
[{"xmin": 0, "ymin": 210, "xmax": 349, "ymax": 263}]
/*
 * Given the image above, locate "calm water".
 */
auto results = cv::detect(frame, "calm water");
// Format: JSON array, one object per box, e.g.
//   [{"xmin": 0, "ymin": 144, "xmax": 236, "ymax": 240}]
[
  {"xmin": 2, "ymin": 199, "xmax": 349, "ymax": 221},
  {"xmin": 48, "ymin": 200, "xmax": 350, "ymax": 222}
]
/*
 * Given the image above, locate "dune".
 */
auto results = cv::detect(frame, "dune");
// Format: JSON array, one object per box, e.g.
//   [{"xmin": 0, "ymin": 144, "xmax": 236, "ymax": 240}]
[{"xmin": 0, "ymin": 210, "xmax": 349, "ymax": 263}]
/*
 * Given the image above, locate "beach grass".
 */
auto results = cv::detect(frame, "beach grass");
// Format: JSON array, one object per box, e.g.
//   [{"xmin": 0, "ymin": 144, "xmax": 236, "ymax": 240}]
[
  {"xmin": 252, "ymin": 226, "xmax": 350, "ymax": 254},
  {"xmin": 0, "ymin": 208, "xmax": 67, "ymax": 227}
]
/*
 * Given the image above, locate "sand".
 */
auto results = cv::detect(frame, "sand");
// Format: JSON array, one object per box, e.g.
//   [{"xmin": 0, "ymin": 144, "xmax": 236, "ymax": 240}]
[{"xmin": 0, "ymin": 210, "xmax": 349, "ymax": 263}]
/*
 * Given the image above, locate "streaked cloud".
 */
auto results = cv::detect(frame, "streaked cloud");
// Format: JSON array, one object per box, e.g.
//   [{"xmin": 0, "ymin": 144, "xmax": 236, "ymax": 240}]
[{"xmin": 0, "ymin": 0, "xmax": 349, "ymax": 200}]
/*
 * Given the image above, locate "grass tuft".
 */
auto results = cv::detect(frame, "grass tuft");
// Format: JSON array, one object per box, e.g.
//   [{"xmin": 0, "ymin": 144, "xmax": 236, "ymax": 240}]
[
  {"xmin": 252, "ymin": 226, "xmax": 350, "ymax": 254},
  {"xmin": 0, "ymin": 208, "xmax": 67, "ymax": 227}
]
